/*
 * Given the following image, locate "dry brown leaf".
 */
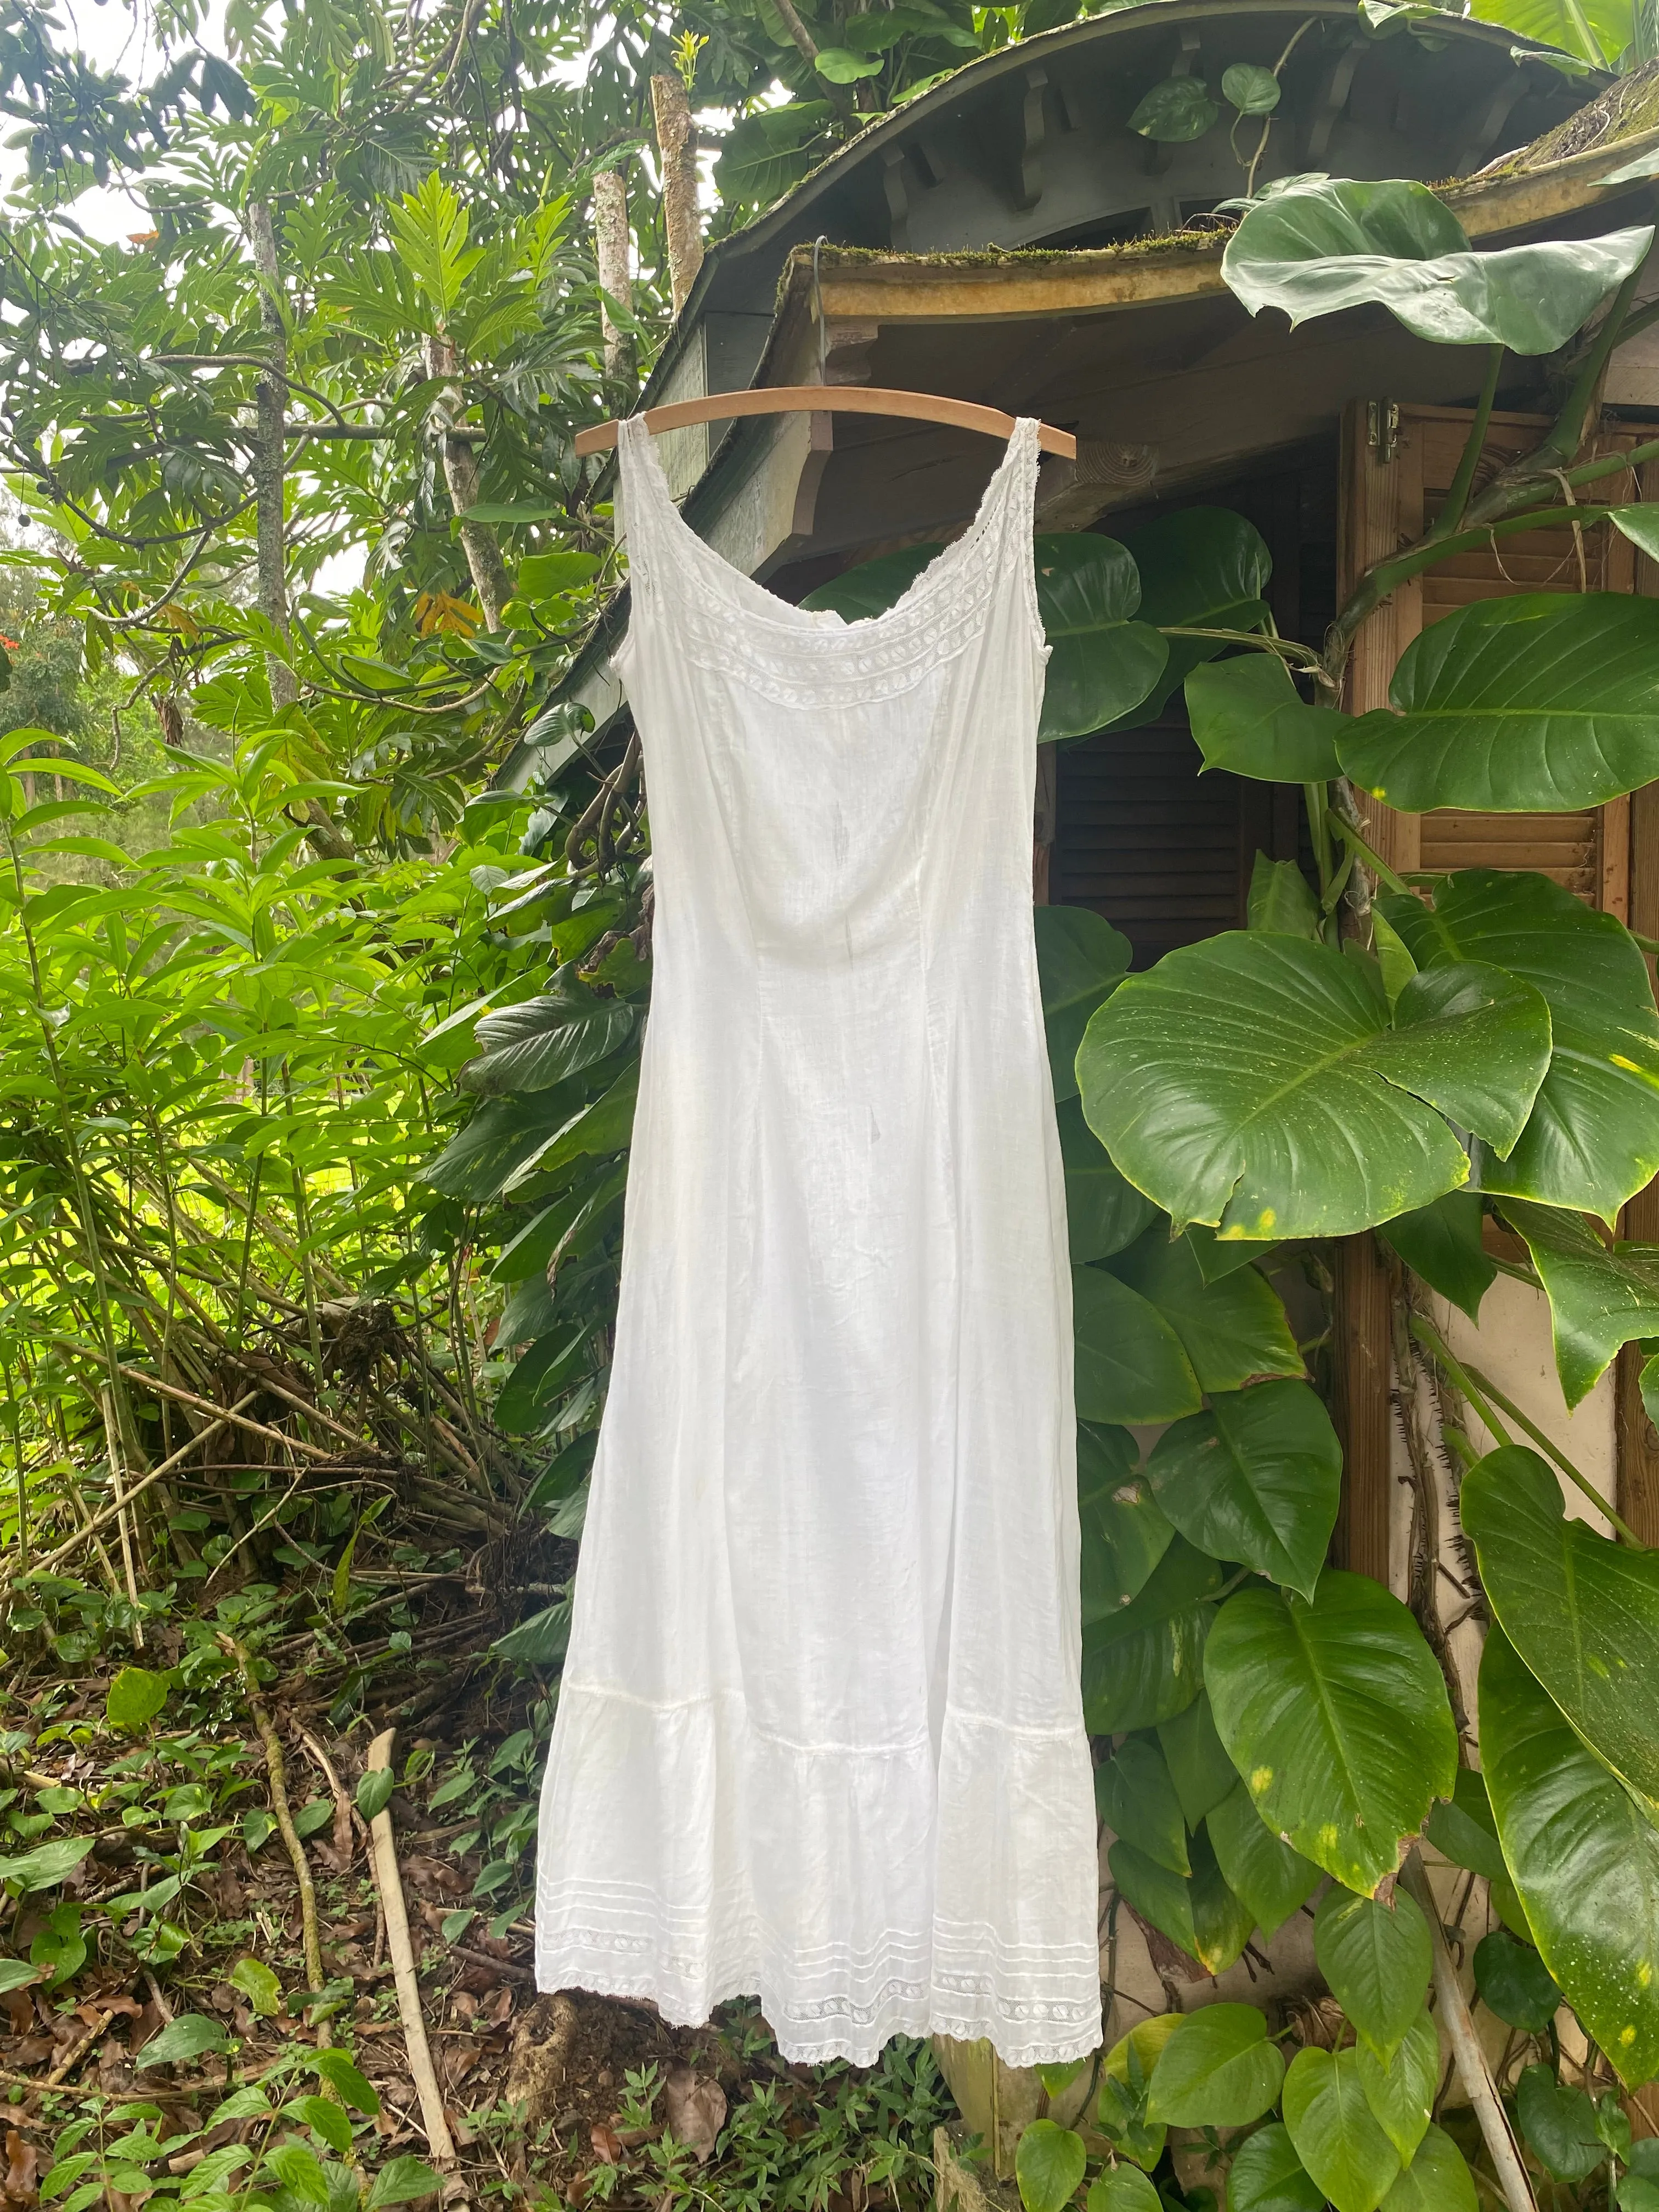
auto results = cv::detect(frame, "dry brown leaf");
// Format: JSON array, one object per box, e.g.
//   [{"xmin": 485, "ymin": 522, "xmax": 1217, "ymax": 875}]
[
  {"xmin": 590, "ymin": 2123, "xmax": 623, "ymax": 2165},
  {"xmin": 2, "ymin": 2126, "xmax": 38, "ymax": 2207},
  {"xmin": 662, "ymin": 2066, "xmax": 727, "ymax": 2163}
]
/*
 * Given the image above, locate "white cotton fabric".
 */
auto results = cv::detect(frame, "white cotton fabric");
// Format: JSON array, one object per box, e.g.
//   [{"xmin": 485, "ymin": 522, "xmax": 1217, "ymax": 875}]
[{"xmin": 533, "ymin": 414, "xmax": 1102, "ymax": 2067}]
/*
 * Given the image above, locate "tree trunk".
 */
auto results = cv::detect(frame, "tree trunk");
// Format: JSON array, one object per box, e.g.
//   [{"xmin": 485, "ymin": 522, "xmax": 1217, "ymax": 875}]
[
  {"xmin": 424, "ymin": 332, "xmax": 511, "ymax": 630},
  {"xmin": 246, "ymin": 201, "xmax": 297, "ymax": 714},
  {"xmin": 246, "ymin": 202, "xmax": 351, "ymax": 861},
  {"xmin": 651, "ymin": 74, "xmax": 704, "ymax": 317},
  {"xmin": 593, "ymin": 166, "xmax": 635, "ymax": 388}
]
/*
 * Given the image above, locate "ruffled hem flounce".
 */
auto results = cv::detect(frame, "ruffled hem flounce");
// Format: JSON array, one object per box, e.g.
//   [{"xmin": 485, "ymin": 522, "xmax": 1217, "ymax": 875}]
[{"xmin": 534, "ymin": 1683, "xmax": 1102, "ymax": 2067}]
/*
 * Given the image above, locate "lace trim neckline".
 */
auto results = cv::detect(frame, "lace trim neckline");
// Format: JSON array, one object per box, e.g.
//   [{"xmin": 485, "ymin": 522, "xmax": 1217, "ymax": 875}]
[{"xmin": 619, "ymin": 412, "xmax": 1039, "ymax": 642}]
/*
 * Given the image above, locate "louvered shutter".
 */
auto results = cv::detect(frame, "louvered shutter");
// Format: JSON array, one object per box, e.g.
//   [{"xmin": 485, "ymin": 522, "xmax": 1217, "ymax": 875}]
[
  {"xmin": 1340, "ymin": 401, "xmax": 1659, "ymax": 911},
  {"xmin": 1339, "ymin": 399, "xmax": 1659, "ymax": 1565}
]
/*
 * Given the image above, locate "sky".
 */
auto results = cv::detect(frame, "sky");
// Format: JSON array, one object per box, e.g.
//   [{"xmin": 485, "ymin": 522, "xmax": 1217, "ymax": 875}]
[{"xmin": 6, "ymin": 0, "xmax": 227, "ymax": 242}]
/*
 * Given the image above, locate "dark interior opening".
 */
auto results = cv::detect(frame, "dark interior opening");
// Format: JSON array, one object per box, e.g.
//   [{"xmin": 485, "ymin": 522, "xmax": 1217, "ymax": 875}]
[{"xmin": 1052, "ymin": 441, "xmax": 1339, "ymax": 968}]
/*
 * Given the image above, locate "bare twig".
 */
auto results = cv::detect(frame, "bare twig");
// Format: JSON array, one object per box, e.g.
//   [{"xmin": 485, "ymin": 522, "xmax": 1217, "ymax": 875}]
[
  {"xmin": 1400, "ymin": 1850, "xmax": 1538, "ymax": 2212},
  {"xmin": 219, "ymin": 1635, "xmax": 329, "ymax": 2039},
  {"xmin": 364, "ymin": 1727, "xmax": 456, "ymax": 2164}
]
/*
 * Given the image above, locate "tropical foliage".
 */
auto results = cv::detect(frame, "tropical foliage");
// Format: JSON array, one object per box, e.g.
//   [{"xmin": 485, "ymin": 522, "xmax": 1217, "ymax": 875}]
[{"xmin": 819, "ymin": 170, "xmax": 1659, "ymax": 2212}]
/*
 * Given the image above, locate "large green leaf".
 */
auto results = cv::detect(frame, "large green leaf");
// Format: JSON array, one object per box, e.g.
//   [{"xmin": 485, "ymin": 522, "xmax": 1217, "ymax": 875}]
[
  {"xmin": 1480, "ymin": 1624, "xmax": 1659, "ymax": 2087},
  {"xmin": 1015, "ymin": 2119, "xmax": 1088, "ymax": 2212},
  {"xmin": 1248, "ymin": 854, "xmax": 1322, "ymax": 940},
  {"xmin": 1313, "ymin": 1888, "xmax": 1433, "ymax": 2063},
  {"xmin": 1096, "ymin": 1736, "xmax": 1189, "ymax": 1874},
  {"xmin": 1148, "ymin": 2005, "xmax": 1284, "ymax": 2126},
  {"xmin": 1111, "ymin": 1827, "xmax": 1252, "ymax": 1975},
  {"xmin": 1376, "ymin": 1192, "xmax": 1494, "ymax": 1323},
  {"xmin": 1357, "ymin": 2008, "xmax": 1438, "ymax": 2164},
  {"xmin": 1222, "ymin": 178, "xmax": 1650, "ymax": 351},
  {"xmin": 1037, "ymin": 905, "xmax": 1132, "ymax": 1104},
  {"xmin": 507, "ymin": 1059, "xmax": 639, "ymax": 1191},
  {"xmin": 1079, "ymin": 932, "xmax": 1550, "ymax": 1240},
  {"xmin": 1111, "ymin": 508, "xmax": 1273, "ymax": 726},
  {"xmin": 1079, "ymin": 1420, "xmax": 1173, "ymax": 1618},
  {"xmin": 1083, "ymin": 1536, "xmax": 1225, "ymax": 1733},
  {"xmin": 420, "ymin": 1083, "xmax": 585, "ymax": 1202},
  {"xmin": 1207, "ymin": 1781, "xmax": 1324, "ymax": 1938},
  {"xmin": 1090, "ymin": 2171, "xmax": 1163, "ymax": 2212},
  {"xmin": 1146, "ymin": 1378, "xmax": 1340, "ymax": 1601},
  {"xmin": 1059, "ymin": 1096, "xmax": 1159, "ymax": 1261},
  {"xmin": 463, "ymin": 981, "xmax": 636, "ymax": 1094},
  {"xmin": 1074, "ymin": 1266, "xmax": 1201, "ymax": 1424},
  {"xmin": 1099, "ymin": 2015, "xmax": 1183, "ymax": 2173},
  {"xmin": 1205, "ymin": 1571, "xmax": 1458, "ymax": 1895},
  {"xmin": 1340, "ymin": 595, "xmax": 1659, "ymax": 815},
  {"xmin": 799, "ymin": 544, "xmax": 941, "ymax": 622},
  {"xmin": 1382, "ymin": 869, "xmax": 1659, "ymax": 1221},
  {"xmin": 1425, "ymin": 1767, "xmax": 1506, "ymax": 1882},
  {"xmin": 1283, "ymin": 2046, "xmax": 1401, "ymax": 2212},
  {"xmin": 1498, "ymin": 1202, "xmax": 1659, "ymax": 1409},
  {"xmin": 711, "ymin": 101, "xmax": 832, "ymax": 210},
  {"xmin": 1229, "ymin": 2125, "xmax": 1326, "ymax": 2212},
  {"xmin": 1109, "ymin": 1837, "xmax": 1203, "ymax": 1964},
  {"xmin": 1128, "ymin": 75, "xmax": 1220, "ymax": 141},
  {"xmin": 1513, "ymin": 2065, "xmax": 1605, "ymax": 2182},
  {"xmin": 1462, "ymin": 1442, "xmax": 1659, "ymax": 1802},
  {"xmin": 1158, "ymin": 1690, "xmax": 1237, "ymax": 1829},
  {"xmin": 1470, "ymin": 0, "xmax": 1632, "ymax": 75},
  {"xmin": 1109, "ymin": 1231, "xmax": 1304, "ymax": 1392},
  {"xmin": 1377, "ymin": 2128, "xmax": 1477, "ymax": 2212},
  {"xmin": 1034, "ymin": 535, "xmax": 1169, "ymax": 742},
  {"xmin": 1472, "ymin": 1930, "xmax": 1562, "ymax": 2034},
  {"xmin": 1187, "ymin": 655, "xmax": 1345, "ymax": 782}
]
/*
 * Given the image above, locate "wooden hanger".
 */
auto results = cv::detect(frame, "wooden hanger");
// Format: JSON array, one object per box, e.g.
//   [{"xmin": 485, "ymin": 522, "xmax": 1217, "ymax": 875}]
[{"xmin": 573, "ymin": 385, "xmax": 1077, "ymax": 459}]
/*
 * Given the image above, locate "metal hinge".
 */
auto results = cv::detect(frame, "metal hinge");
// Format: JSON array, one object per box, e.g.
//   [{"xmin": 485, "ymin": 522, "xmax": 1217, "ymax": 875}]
[{"xmin": 1367, "ymin": 398, "xmax": 1400, "ymax": 465}]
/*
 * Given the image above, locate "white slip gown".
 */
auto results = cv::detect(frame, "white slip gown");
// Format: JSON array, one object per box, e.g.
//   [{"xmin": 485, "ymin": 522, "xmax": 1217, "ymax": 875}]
[{"xmin": 533, "ymin": 413, "xmax": 1102, "ymax": 2067}]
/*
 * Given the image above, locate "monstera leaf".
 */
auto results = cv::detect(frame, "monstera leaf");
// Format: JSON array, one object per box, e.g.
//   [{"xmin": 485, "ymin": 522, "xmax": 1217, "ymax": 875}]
[
  {"xmin": 1205, "ymin": 1572, "xmax": 1458, "ymax": 1895},
  {"xmin": 1111, "ymin": 508, "xmax": 1273, "ymax": 726},
  {"xmin": 799, "ymin": 543, "xmax": 941, "ymax": 621},
  {"xmin": 1463, "ymin": 1443, "xmax": 1659, "ymax": 1804},
  {"xmin": 1108, "ymin": 1229, "xmax": 1304, "ymax": 1392},
  {"xmin": 1207, "ymin": 1782, "xmax": 1324, "ymax": 1939},
  {"xmin": 1097, "ymin": 1736, "xmax": 1190, "ymax": 1873},
  {"xmin": 1339, "ymin": 596, "xmax": 1659, "ymax": 815},
  {"xmin": 1111, "ymin": 1825, "xmax": 1254, "ymax": 1975},
  {"xmin": 1078, "ymin": 932, "xmax": 1551, "ymax": 1239},
  {"xmin": 1381, "ymin": 870, "xmax": 1659, "ymax": 1221},
  {"xmin": 1060, "ymin": 1098, "xmax": 1160, "ymax": 1260},
  {"xmin": 1037, "ymin": 904, "xmax": 1132, "ymax": 1104},
  {"xmin": 1083, "ymin": 1536, "xmax": 1226, "ymax": 1732},
  {"xmin": 1146, "ymin": 1378, "xmax": 1340, "ymax": 1601},
  {"xmin": 1034, "ymin": 534, "xmax": 1169, "ymax": 740},
  {"xmin": 1480, "ymin": 1625, "xmax": 1659, "ymax": 2087},
  {"xmin": 1472, "ymin": 0, "xmax": 1633, "ymax": 67},
  {"xmin": 1074, "ymin": 1266, "xmax": 1203, "ymax": 1424},
  {"xmin": 1376, "ymin": 1192, "xmax": 1495, "ymax": 1323},
  {"xmin": 1186, "ymin": 654, "xmax": 1345, "ymax": 782},
  {"xmin": 1498, "ymin": 1199, "xmax": 1659, "ymax": 1407},
  {"xmin": 1079, "ymin": 1420, "xmax": 1173, "ymax": 1620},
  {"xmin": 1282, "ymin": 2047, "xmax": 1401, "ymax": 2212},
  {"xmin": 1222, "ymin": 177, "xmax": 1650, "ymax": 351}
]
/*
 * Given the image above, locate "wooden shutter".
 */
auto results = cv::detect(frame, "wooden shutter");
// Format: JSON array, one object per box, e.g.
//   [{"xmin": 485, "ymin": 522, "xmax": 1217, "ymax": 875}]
[
  {"xmin": 1051, "ymin": 713, "xmax": 1304, "ymax": 968},
  {"xmin": 1339, "ymin": 399, "xmax": 1659, "ymax": 1571},
  {"xmin": 1341, "ymin": 400, "xmax": 1659, "ymax": 909}
]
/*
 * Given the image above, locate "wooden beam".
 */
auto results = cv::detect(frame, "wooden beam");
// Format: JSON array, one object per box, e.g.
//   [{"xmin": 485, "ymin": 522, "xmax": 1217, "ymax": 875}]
[
  {"xmin": 794, "ymin": 138, "xmax": 1659, "ymax": 334},
  {"xmin": 1330, "ymin": 1233, "xmax": 1394, "ymax": 1583},
  {"xmin": 1618, "ymin": 463, "xmax": 1659, "ymax": 1545}
]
